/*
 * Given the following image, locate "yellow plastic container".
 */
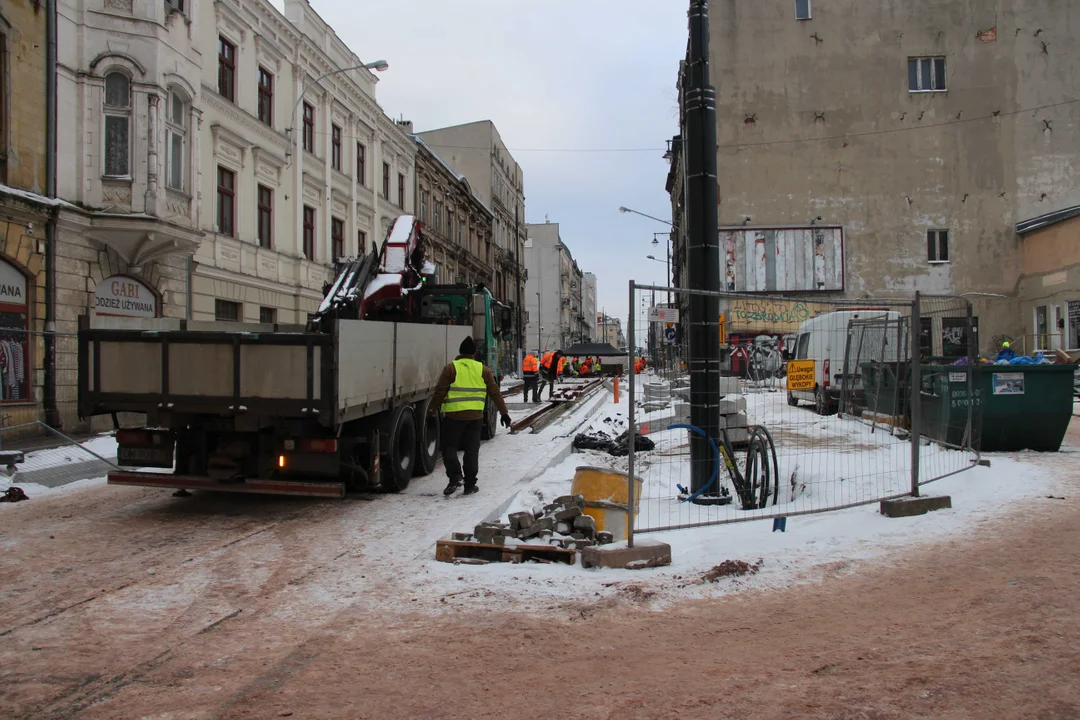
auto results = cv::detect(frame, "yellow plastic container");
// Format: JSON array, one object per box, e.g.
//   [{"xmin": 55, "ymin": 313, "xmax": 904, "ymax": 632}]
[{"xmin": 570, "ymin": 466, "xmax": 644, "ymax": 542}]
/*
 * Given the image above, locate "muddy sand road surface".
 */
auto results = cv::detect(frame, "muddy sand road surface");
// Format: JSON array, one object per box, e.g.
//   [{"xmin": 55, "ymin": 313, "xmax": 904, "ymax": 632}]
[{"xmin": 1, "ymin": 425, "xmax": 1078, "ymax": 718}]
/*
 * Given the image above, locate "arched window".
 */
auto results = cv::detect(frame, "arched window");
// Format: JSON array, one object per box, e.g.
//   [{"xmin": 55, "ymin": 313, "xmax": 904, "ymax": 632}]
[
  {"xmin": 103, "ymin": 72, "xmax": 131, "ymax": 177},
  {"xmin": 165, "ymin": 87, "xmax": 188, "ymax": 191}
]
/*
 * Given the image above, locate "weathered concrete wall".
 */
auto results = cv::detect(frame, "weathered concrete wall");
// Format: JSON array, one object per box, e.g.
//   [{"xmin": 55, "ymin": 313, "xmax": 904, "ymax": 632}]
[
  {"xmin": 706, "ymin": 0, "xmax": 1080, "ymax": 353},
  {"xmin": 3, "ymin": 0, "xmax": 47, "ymax": 194}
]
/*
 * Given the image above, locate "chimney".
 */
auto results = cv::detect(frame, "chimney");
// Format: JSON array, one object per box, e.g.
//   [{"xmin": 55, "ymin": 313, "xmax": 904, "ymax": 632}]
[{"xmin": 396, "ymin": 119, "xmax": 414, "ymax": 134}]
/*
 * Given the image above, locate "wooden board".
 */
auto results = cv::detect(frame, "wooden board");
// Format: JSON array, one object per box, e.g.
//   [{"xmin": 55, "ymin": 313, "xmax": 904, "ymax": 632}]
[{"xmin": 435, "ymin": 538, "xmax": 576, "ymax": 565}]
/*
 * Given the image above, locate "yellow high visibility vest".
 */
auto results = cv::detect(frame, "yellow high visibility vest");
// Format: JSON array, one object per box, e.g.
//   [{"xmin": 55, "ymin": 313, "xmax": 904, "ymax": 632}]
[{"xmin": 442, "ymin": 358, "xmax": 487, "ymax": 413}]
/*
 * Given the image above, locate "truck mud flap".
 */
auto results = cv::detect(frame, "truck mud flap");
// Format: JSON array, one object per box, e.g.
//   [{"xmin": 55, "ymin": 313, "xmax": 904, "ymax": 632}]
[{"xmin": 107, "ymin": 471, "xmax": 346, "ymax": 499}]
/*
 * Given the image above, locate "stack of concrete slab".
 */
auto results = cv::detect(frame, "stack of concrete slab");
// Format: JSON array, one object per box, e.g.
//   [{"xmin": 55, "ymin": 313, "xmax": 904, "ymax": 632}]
[{"xmin": 718, "ymin": 393, "xmax": 749, "ymax": 445}]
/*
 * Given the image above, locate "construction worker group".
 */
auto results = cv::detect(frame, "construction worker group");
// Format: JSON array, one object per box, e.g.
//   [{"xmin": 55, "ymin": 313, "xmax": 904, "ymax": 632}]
[{"xmin": 519, "ymin": 349, "xmax": 614, "ymax": 402}]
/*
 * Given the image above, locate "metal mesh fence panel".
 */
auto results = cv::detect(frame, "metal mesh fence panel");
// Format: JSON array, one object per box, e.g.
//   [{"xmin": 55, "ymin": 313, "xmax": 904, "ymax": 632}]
[
  {"xmin": 622, "ymin": 285, "xmax": 980, "ymax": 535},
  {"xmin": 0, "ymin": 422, "xmax": 117, "ymax": 491}
]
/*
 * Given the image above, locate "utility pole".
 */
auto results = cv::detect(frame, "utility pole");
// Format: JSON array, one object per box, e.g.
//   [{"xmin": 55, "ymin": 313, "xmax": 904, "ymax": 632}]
[
  {"xmin": 515, "ymin": 204, "xmax": 522, "ymax": 352},
  {"xmin": 685, "ymin": 0, "xmax": 721, "ymax": 495}
]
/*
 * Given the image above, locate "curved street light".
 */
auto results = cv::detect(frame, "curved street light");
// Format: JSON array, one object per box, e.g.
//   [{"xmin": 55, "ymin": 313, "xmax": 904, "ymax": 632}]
[
  {"xmin": 619, "ymin": 206, "xmax": 674, "ymax": 227},
  {"xmin": 286, "ymin": 60, "xmax": 389, "ymax": 161}
]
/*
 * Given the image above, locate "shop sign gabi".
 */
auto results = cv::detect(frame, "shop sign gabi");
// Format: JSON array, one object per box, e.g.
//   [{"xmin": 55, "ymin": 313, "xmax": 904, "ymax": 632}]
[{"xmin": 95, "ymin": 276, "xmax": 158, "ymax": 318}]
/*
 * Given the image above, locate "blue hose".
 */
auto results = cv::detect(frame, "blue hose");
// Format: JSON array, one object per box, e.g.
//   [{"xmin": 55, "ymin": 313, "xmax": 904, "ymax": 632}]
[{"xmin": 669, "ymin": 424, "xmax": 720, "ymax": 503}]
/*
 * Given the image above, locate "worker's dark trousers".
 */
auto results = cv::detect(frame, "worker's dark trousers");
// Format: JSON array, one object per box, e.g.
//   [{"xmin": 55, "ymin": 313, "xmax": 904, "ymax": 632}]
[
  {"xmin": 522, "ymin": 373, "xmax": 539, "ymax": 402},
  {"xmin": 539, "ymin": 370, "xmax": 557, "ymax": 399},
  {"xmin": 441, "ymin": 417, "xmax": 482, "ymax": 486}
]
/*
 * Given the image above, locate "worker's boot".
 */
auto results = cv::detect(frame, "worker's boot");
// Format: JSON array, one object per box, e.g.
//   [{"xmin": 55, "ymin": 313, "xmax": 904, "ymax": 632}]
[
  {"xmin": 463, "ymin": 482, "xmax": 478, "ymax": 495},
  {"xmin": 443, "ymin": 479, "xmax": 462, "ymax": 496}
]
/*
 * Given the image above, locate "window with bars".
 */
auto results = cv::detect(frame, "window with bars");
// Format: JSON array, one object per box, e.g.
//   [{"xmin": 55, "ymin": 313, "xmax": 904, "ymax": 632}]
[
  {"xmin": 258, "ymin": 67, "xmax": 273, "ymax": 126},
  {"xmin": 332, "ymin": 217, "xmax": 345, "ymax": 260},
  {"xmin": 215, "ymin": 299, "xmax": 241, "ymax": 322},
  {"xmin": 217, "ymin": 166, "xmax": 235, "ymax": 236},
  {"xmin": 165, "ymin": 88, "xmax": 187, "ymax": 191},
  {"xmin": 382, "ymin": 162, "xmax": 390, "ymax": 199},
  {"xmin": 302, "ymin": 103, "xmax": 315, "ymax": 153},
  {"xmin": 103, "ymin": 72, "xmax": 131, "ymax": 177},
  {"xmin": 927, "ymin": 229, "xmax": 949, "ymax": 262},
  {"xmin": 356, "ymin": 142, "xmax": 366, "ymax": 185},
  {"xmin": 259, "ymin": 306, "xmax": 277, "ymax": 325},
  {"xmin": 218, "ymin": 37, "xmax": 236, "ymax": 102},
  {"xmin": 331, "ymin": 125, "xmax": 342, "ymax": 171},
  {"xmin": 257, "ymin": 185, "xmax": 273, "ymax": 248},
  {"xmin": 398, "ymin": 173, "xmax": 406, "ymax": 208},
  {"xmin": 908, "ymin": 56, "xmax": 946, "ymax": 92},
  {"xmin": 303, "ymin": 205, "xmax": 315, "ymax": 260}
]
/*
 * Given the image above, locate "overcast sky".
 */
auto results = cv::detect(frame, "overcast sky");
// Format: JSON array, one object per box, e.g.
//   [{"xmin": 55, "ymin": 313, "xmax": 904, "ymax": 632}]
[{"xmin": 272, "ymin": 0, "xmax": 688, "ymax": 326}]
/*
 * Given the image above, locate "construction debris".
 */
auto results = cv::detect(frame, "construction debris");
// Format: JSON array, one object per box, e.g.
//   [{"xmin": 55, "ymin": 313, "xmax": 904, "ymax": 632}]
[{"xmin": 437, "ymin": 494, "xmax": 620, "ymax": 564}]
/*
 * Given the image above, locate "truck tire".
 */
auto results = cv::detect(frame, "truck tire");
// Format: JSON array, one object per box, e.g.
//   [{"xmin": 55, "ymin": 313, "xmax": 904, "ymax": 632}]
[
  {"xmin": 413, "ymin": 399, "xmax": 440, "ymax": 477},
  {"xmin": 815, "ymin": 386, "xmax": 837, "ymax": 416},
  {"xmin": 480, "ymin": 397, "xmax": 498, "ymax": 440},
  {"xmin": 382, "ymin": 406, "xmax": 416, "ymax": 492}
]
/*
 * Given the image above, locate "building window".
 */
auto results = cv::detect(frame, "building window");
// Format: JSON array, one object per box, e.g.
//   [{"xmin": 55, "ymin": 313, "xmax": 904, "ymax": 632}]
[
  {"xmin": 165, "ymin": 0, "xmax": 185, "ymax": 12},
  {"xmin": 258, "ymin": 67, "xmax": 273, "ymax": 126},
  {"xmin": 215, "ymin": 299, "xmax": 241, "ymax": 322},
  {"xmin": 420, "ymin": 190, "xmax": 428, "ymax": 222},
  {"xmin": 302, "ymin": 103, "xmax": 315, "ymax": 153},
  {"xmin": 433, "ymin": 199, "xmax": 442, "ymax": 234},
  {"xmin": 0, "ymin": 34, "xmax": 6, "ymax": 183},
  {"xmin": 103, "ymin": 72, "xmax": 131, "ymax": 177},
  {"xmin": 1034, "ymin": 305, "xmax": 1049, "ymax": 350},
  {"xmin": 218, "ymin": 37, "xmax": 236, "ymax": 102},
  {"xmin": 927, "ymin": 229, "xmax": 949, "ymax": 262},
  {"xmin": 260, "ymin": 306, "xmax": 277, "ymax": 325},
  {"xmin": 398, "ymin": 172, "xmax": 406, "ymax": 208},
  {"xmin": 458, "ymin": 219, "xmax": 464, "ymax": 247},
  {"xmin": 795, "ymin": 0, "xmax": 811, "ymax": 19},
  {"xmin": 908, "ymin": 56, "xmax": 946, "ymax": 92},
  {"xmin": 331, "ymin": 125, "xmax": 342, "ymax": 171},
  {"xmin": 332, "ymin": 217, "xmax": 345, "ymax": 260},
  {"xmin": 165, "ymin": 88, "xmax": 188, "ymax": 191},
  {"xmin": 356, "ymin": 142, "xmax": 366, "ymax": 186},
  {"xmin": 303, "ymin": 205, "xmax": 315, "ymax": 260},
  {"xmin": 1067, "ymin": 300, "xmax": 1080, "ymax": 350},
  {"xmin": 257, "ymin": 184, "xmax": 273, "ymax": 248},
  {"xmin": 217, "ymin": 166, "xmax": 235, "ymax": 236},
  {"xmin": 382, "ymin": 162, "xmax": 390, "ymax": 199},
  {"xmin": 358, "ymin": 230, "xmax": 368, "ymax": 255}
]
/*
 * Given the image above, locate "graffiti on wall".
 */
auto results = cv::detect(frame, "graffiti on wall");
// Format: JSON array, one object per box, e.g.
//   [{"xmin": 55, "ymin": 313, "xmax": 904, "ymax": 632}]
[{"xmin": 726, "ymin": 299, "xmax": 832, "ymax": 333}]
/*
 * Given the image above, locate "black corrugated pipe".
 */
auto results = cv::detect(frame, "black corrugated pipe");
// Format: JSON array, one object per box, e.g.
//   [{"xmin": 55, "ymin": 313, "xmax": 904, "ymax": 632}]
[{"xmin": 43, "ymin": 0, "xmax": 59, "ymax": 427}]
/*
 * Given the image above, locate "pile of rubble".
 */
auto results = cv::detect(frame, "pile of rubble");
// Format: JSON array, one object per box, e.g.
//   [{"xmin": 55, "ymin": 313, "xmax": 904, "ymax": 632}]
[{"xmin": 460, "ymin": 494, "xmax": 616, "ymax": 550}]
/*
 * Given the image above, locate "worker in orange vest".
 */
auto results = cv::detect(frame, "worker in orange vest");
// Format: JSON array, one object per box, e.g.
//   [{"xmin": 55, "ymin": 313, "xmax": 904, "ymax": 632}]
[
  {"xmin": 557, "ymin": 356, "xmax": 569, "ymax": 384},
  {"xmin": 521, "ymin": 351, "xmax": 540, "ymax": 402},
  {"xmin": 539, "ymin": 350, "xmax": 563, "ymax": 399}
]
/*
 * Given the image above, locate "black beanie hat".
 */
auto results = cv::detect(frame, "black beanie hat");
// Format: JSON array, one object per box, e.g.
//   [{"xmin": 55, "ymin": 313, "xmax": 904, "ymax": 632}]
[{"xmin": 459, "ymin": 336, "xmax": 477, "ymax": 355}]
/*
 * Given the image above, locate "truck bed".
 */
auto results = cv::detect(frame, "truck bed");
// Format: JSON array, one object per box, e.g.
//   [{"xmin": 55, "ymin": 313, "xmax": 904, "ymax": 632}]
[{"xmin": 78, "ymin": 317, "xmax": 462, "ymax": 427}]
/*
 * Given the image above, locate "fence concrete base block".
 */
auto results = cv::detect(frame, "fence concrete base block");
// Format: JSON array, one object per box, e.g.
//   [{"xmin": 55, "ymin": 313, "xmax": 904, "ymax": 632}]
[
  {"xmin": 880, "ymin": 495, "xmax": 952, "ymax": 518},
  {"xmin": 581, "ymin": 540, "xmax": 672, "ymax": 569}
]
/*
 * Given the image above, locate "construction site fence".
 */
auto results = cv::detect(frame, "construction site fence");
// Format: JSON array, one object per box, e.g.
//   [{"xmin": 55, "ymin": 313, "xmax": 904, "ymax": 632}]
[
  {"xmin": 624, "ymin": 284, "xmax": 981, "ymax": 539},
  {"xmin": 0, "ymin": 421, "xmax": 118, "ymax": 493}
]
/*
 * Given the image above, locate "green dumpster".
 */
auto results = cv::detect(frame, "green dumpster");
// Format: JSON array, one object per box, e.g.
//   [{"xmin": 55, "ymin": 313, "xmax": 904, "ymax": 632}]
[{"xmin": 918, "ymin": 364, "xmax": 1075, "ymax": 452}]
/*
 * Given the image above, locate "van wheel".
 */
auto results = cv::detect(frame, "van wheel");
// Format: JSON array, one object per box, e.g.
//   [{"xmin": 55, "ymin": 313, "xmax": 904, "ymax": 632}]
[
  {"xmin": 815, "ymin": 387, "xmax": 837, "ymax": 416},
  {"xmin": 787, "ymin": 392, "xmax": 799, "ymax": 407},
  {"xmin": 381, "ymin": 406, "xmax": 416, "ymax": 492},
  {"xmin": 480, "ymin": 398, "xmax": 498, "ymax": 441},
  {"xmin": 413, "ymin": 399, "xmax": 439, "ymax": 477}
]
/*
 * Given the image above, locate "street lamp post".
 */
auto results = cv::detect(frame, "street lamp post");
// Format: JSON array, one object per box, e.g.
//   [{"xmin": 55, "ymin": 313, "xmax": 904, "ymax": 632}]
[{"xmin": 285, "ymin": 60, "xmax": 389, "ymax": 161}]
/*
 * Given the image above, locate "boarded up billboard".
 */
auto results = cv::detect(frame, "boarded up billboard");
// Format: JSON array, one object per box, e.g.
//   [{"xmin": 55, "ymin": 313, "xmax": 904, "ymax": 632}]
[
  {"xmin": 723, "ymin": 298, "xmax": 834, "ymax": 334},
  {"xmin": 721, "ymin": 226, "xmax": 844, "ymax": 292}
]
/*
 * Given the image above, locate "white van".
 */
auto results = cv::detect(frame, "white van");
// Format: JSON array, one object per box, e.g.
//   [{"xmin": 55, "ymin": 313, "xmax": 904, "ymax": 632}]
[{"xmin": 787, "ymin": 309, "xmax": 902, "ymax": 414}]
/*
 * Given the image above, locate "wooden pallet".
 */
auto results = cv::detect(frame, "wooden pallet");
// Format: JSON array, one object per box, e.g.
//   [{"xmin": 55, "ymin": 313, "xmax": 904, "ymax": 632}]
[{"xmin": 435, "ymin": 538, "xmax": 577, "ymax": 565}]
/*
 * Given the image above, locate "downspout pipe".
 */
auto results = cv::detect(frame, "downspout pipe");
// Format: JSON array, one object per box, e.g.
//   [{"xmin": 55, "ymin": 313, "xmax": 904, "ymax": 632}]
[{"xmin": 44, "ymin": 0, "xmax": 59, "ymax": 427}]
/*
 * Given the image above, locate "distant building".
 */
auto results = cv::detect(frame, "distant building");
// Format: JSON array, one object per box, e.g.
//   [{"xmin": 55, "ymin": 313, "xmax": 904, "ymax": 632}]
[
  {"xmin": 596, "ymin": 313, "xmax": 624, "ymax": 349},
  {"xmin": 582, "ymin": 272, "xmax": 598, "ymax": 342},
  {"xmin": 415, "ymin": 121, "xmax": 526, "ymax": 324},
  {"xmin": 668, "ymin": 0, "xmax": 1080, "ymax": 353},
  {"xmin": 523, "ymin": 221, "xmax": 587, "ymax": 351}
]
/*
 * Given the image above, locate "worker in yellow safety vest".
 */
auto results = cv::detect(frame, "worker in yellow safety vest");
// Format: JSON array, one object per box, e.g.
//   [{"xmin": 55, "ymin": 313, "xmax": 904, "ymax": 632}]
[{"xmin": 429, "ymin": 336, "xmax": 511, "ymax": 496}]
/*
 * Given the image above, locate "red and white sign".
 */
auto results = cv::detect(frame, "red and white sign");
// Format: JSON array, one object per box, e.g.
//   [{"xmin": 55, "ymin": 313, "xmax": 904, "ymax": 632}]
[
  {"xmin": 648, "ymin": 306, "xmax": 679, "ymax": 323},
  {"xmin": 95, "ymin": 275, "xmax": 158, "ymax": 318}
]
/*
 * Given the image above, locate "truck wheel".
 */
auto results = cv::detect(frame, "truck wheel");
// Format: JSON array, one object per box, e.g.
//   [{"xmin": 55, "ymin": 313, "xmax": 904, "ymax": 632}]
[
  {"xmin": 787, "ymin": 392, "xmax": 799, "ymax": 407},
  {"xmin": 382, "ymin": 406, "xmax": 416, "ymax": 492},
  {"xmin": 413, "ymin": 399, "xmax": 440, "ymax": 477},
  {"xmin": 480, "ymin": 398, "xmax": 498, "ymax": 440}
]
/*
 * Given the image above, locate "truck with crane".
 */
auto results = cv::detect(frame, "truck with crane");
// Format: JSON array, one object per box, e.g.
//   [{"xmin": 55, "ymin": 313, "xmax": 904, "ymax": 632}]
[{"xmin": 77, "ymin": 216, "xmax": 514, "ymax": 498}]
